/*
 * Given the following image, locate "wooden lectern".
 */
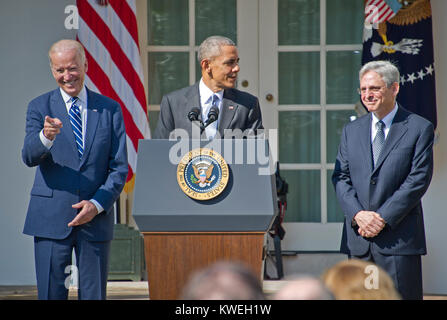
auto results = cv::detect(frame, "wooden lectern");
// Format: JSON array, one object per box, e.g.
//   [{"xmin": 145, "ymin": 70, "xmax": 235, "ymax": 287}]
[{"xmin": 133, "ymin": 139, "xmax": 277, "ymax": 300}]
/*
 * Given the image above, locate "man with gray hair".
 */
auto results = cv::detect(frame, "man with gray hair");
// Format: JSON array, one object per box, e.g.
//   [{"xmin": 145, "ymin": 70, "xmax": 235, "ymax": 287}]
[
  {"xmin": 332, "ymin": 60, "xmax": 434, "ymax": 300},
  {"xmin": 22, "ymin": 39, "xmax": 128, "ymax": 299},
  {"xmin": 154, "ymin": 35, "xmax": 263, "ymax": 139}
]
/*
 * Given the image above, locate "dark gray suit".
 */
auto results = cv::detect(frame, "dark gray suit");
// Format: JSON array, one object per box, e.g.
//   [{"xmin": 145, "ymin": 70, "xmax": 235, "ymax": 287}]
[
  {"xmin": 332, "ymin": 106, "xmax": 434, "ymax": 299},
  {"xmin": 154, "ymin": 82, "xmax": 263, "ymax": 139}
]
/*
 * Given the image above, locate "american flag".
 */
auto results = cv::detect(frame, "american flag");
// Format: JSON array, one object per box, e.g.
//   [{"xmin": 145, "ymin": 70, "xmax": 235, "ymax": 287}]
[
  {"xmin": 364, "ymin": 0, "xmax": 402, "ymax": 24},
  {"xmin": 77, "ymin": 0, "xmax": 150, "ymax": 192}
]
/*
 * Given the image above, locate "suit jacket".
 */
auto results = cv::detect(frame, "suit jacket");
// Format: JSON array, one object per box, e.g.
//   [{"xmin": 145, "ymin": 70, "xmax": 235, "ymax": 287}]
[
  {"xmin": 22, "ymin": 87, "xmax": 128, "ymax": 241},
  {"xmin": 154, "ymin": 82, "xmax": 263, "ymax": 139},
  {"xmin": 332, "ymin": 106, "xmax": 434, "ymax": 256}
]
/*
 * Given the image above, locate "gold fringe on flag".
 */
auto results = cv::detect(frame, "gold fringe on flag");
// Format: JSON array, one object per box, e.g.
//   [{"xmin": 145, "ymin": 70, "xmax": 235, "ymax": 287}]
[{"xmin": 123, "ymin": 174, "xmax": 136, "ymax": 194}]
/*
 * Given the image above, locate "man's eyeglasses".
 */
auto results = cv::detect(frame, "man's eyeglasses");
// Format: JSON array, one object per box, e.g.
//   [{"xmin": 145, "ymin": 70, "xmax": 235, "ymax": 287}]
[{"xmin": 357, "ymin": 86, "xmax": 387, "ymax": 95}]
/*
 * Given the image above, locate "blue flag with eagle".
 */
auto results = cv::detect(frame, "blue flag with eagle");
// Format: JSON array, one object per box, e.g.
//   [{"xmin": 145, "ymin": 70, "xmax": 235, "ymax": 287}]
[{"xmin": 362, "ymin": 0, "xmax": 437, "ymax": 129}]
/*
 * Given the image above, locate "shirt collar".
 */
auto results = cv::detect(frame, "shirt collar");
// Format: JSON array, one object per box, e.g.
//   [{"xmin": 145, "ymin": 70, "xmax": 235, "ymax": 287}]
[
  {"xmin": 199, "ymin": 78, "xmax": 223, "ymax": 105},
  {"xmin": 60, "ymin": 86, "xmax": 87, "ymax": 106},
  {"xmin": 372, "ymin": 102, "xmax": 398, "ymax": 129}
]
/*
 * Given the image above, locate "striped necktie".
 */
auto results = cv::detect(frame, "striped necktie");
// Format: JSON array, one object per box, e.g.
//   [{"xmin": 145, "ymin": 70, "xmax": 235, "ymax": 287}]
[
  {"xmin": 69, "ymin": 97, "xmax": 84, "ymax": 159},
  {"xmin": 372, "ymin": 120, "xmax": 385, "ymax": 167}
]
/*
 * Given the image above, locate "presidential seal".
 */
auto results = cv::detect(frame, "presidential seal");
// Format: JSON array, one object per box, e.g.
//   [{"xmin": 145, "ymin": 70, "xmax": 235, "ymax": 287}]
[{"xmin": 177, "ymin": 148, "xmax": 229, "ymax": 200}]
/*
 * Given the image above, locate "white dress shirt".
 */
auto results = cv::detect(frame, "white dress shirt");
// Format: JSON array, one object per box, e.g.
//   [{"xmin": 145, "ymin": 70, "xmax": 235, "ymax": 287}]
[
  {"xmin": 371, "ymin": 102, "xmax": 398, "ymax": 143},
  {"xmin": 199, "ymin": 79, "xmax": 223, "ymax": 139}
]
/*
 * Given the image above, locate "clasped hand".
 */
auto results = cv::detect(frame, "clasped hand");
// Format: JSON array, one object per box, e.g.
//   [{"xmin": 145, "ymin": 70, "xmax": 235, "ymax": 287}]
[
  {"xmin": 354, "ymin": 210, "xmax": 385, "ymax": 238},
  {"xmin": 68, "ymin": 200, "xmax": 99, "ymax": 227}
]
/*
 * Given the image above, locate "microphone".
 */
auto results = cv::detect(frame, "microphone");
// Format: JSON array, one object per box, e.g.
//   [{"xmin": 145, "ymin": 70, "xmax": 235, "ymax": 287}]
[
  {"xmin": 188, "ymin": 107, "xmax": 201, "ymax": 122},
  {"xmin": 204, "ymin": 105, "xmax": 219, "ymax": 127},
  {"xmin": 188, "ymin": 107, "xmax": 205, "ymax": 135}
]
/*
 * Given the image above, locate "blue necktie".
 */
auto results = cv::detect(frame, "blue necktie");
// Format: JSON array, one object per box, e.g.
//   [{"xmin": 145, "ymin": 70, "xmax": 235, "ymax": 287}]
[
  {"xmin": 212, "ymin": 94, "xmax": 219, "ymax": 108},
  {"xmin": 205, "ymin": 94, "xmax": 219, "ymax": 123},
  {"xmin": 69, "ymin": 97, "xmax": 84, "ymax": 159},
  {"xmin": 204, "ymin": 94, "xmax": 219, "ymax": 139},
  {"xmin": 372, "ymin": 120, "xmax": 385, "ymax": 167}
]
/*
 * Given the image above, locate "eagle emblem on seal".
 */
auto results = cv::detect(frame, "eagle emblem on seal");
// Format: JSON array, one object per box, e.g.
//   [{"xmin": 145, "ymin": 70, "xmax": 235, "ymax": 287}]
[
  {"xmin": 192, "ymin": 161, "xmax": 215, "ymax": 187},
  {"xmin": 177, "ymin": 148, "xmax": 229, "ymax": 200}
]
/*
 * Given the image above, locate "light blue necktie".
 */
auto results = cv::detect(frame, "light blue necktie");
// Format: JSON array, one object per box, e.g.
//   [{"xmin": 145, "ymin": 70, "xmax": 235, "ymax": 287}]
[
  {"xmin": 69, "ymin": 97, "xmax": 84, "ymax": 159},
  {"xmin": 212, "ymin": 94, "xmax": 219, "ymax": 108},
  {"xmin": 204, "ymin": 94, "xmax": 219, "ymax": 123},
  {"xmin": 204, "ymin": 94, "xmax": 219, "ymax": 139}
]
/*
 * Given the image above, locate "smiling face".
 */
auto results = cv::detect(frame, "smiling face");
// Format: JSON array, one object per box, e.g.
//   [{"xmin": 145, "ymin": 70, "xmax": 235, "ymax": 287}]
[
  {"xmin": 50, "ymin": 48, "xmax": 87, "ymax": 97},
  {"xmin": 201, "ymin": 45, "xmax": 240, "ymax": 92},
  {"xmin": 360, "ymin": 70, "xmax": 399, "ymax": 119}
]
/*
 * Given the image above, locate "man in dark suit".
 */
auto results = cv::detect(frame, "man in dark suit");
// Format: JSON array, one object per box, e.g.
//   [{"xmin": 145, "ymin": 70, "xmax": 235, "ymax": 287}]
[
  {"xmin": 332, "ymin": 60, "xmax": 434, "ymax": 300},
  {"xmin": 154, "ymin": 35, "xmax": 263, "ymax": 139},
  {"xmin": 22, "ymin": 39, "xmax": 128, "ymax": 299}
]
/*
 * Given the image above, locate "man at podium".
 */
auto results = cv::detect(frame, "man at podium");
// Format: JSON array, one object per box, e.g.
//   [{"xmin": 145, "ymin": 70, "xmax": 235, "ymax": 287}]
[{"xmin": 154, "ymin": 35, "xmax": 263, "ymax": 140}]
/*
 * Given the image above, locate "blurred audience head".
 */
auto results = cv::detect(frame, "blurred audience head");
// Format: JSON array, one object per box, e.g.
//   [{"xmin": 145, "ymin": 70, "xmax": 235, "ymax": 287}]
[
  {"xmin": 272, "ymin": 275, "xmax": 334, "ymax": 300},
  {"xmin": 179, "ymin": 261, "xmax": 265, "ymax": 300},
  {"xmin": 322, "ymin": 259, "xmax": 401, "ymax": 300}
]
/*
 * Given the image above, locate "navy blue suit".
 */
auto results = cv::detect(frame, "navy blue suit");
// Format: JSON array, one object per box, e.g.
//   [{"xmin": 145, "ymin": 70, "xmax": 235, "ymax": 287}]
[
  {"xmin": 22, "ymin": 87, "xmax": 128, "ymax": 299},
  {"xmin": 332, "ymin": 106, "xmax": 434, "ymax": 299}
]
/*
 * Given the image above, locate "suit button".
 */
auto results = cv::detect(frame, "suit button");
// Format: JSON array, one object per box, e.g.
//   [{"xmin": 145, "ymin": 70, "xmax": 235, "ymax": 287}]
[
  {"xmin": 371, "ymin": 179, "xmax": 376, "ymax": 185},
  {"xmin": 76, "ymin": 189, "xmax": 80, "ymax": 195}
]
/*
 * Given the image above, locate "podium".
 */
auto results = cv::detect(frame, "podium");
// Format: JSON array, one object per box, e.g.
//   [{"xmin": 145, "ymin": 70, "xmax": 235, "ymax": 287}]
[{"xmin": 132, "ymin": 139, "xmax": 277, "ymax": 299}]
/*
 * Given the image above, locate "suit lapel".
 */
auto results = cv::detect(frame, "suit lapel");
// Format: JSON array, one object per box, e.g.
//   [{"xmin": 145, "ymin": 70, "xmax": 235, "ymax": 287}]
[
  {"xmin": 185, "ymin": 83, "xmax": 202, "ymax": 121},
  {"xmin": 184, "ymin": 83, "xmax": 202, "ymax": 137},
  {"xmin": 80, "ymin": 88, "xmax": 100, "ymax": 166},
  {"xmin": 358, "ymin": 114, "xmax": 373, "ymax": 172},
  {"xmin": 218, "ymin": 89, "xmax": 238, "ymax": 136},
  {"xmin": 372, "ymin": 107, "xmax": 408, "ymax": 174},
  {"xmin": 50, "ymin": 90, "xmax": 80, "ymax": 159}
]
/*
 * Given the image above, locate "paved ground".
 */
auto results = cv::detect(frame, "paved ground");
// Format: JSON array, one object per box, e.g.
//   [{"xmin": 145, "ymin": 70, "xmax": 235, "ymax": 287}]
[
  {"xmin": 0, "ymin": 281, "xmax": 284, "ymax": 300},
  {"xmin": 0, "ymin": 280, "xmax": 284, "ymax": 300},
  {"xmin": 0, "ymin": 281, "xmax": 446, "ymax": 300},
  {"xmin": 0, "ymin": 281, "xmax": 149, "ymax": 300}
]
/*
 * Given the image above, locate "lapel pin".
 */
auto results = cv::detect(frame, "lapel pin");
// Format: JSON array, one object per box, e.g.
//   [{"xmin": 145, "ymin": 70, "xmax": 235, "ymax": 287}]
[
  {"xmin": 229, "ymin": 106, "xmax": 234, "ymax": 110},
  {"xmin": 93, "ymin": 109, "xmax": 98, "ymax": 112}
]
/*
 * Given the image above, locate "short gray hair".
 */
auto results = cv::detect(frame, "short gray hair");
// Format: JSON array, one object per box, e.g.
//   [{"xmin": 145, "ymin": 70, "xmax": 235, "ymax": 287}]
[
  {"xmin": 197, "ymin": 35, "xmax": 236, "ymax": 62},
  {"xmin": 49, "ymin": 39, "xmax": 86, "ymax": 67},
  {"xmin": 359, "ymin": 60, "xmax": 400, "ymax": 87}
]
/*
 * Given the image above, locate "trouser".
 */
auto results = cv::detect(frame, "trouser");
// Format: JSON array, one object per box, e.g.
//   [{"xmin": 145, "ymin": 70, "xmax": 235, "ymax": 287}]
[
  {"xmin": 34, "ymin": 229, "xmax": 111, "ymax": 300},
  {"xmin": 353, "ymin": 244, "xmax": 423, "ymax": 300}
]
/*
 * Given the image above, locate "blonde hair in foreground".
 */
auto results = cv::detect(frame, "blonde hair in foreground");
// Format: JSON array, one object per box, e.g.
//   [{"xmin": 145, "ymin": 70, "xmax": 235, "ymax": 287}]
[{"xmin": 322, "ymin": 259, "xmax": 401, "ymax": 300}]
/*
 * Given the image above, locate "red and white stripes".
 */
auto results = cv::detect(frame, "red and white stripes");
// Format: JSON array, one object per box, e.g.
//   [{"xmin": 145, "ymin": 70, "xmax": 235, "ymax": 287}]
[
  {"xmin": 77, "ymin": 0, "xmax": 150, "ymax": 190},
  {"xmin": 365, "ymin": 0, "xmax": 397, "ymax": 24}
]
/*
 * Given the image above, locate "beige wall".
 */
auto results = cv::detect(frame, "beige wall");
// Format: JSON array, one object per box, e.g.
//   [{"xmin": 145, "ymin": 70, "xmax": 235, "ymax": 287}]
[{"xmin": 0, "ymin": 0, "xmax": 77, "ymax": 285}]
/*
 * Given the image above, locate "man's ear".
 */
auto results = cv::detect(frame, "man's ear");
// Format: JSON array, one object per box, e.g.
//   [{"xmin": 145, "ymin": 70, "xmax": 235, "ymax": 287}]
[
  {"xmin": 201, "ymin": 59, "xmax": 211, "ymax": 72},
  {"xmin": 392, "ymin": 81, "xmax": 399, "ymax": 96}
]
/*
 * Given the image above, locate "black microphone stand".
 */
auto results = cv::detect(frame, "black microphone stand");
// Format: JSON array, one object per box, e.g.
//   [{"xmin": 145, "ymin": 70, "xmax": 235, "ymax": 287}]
[{"xmin": 188, "ymin": 106, "xmax": 219, "ymax": 136}]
